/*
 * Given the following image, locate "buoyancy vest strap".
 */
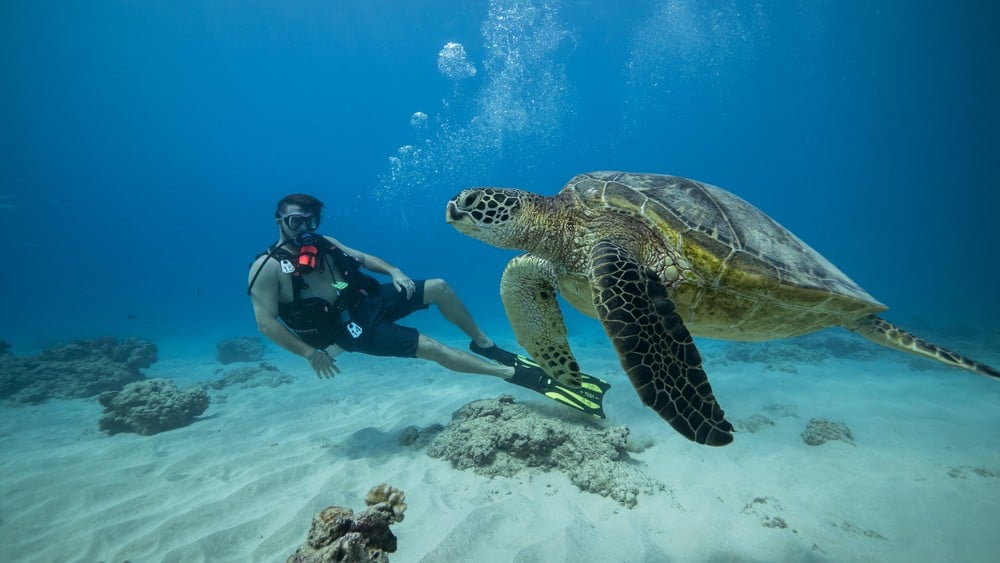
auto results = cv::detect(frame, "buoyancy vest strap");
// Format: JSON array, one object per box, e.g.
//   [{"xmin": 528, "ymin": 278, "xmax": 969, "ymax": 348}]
[
  {"xmin": 247, "ymin": 241, "xmax": 284, "ymax": 296},
  {"xmin": 247, "ymin": 237, "xmax": 353, "ymax": 297}
]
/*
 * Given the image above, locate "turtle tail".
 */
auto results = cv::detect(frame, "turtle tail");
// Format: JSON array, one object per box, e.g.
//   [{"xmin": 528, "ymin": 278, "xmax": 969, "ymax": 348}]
[{"xmin": 846, "ymin": 314, "xmax": 999, "ymax": 379}]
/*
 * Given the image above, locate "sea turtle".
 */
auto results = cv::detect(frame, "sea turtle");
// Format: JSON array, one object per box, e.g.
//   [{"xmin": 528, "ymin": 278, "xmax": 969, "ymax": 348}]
[{"xmin": 445, "ymin": 171, "xmax": 999, "ymax": 446}]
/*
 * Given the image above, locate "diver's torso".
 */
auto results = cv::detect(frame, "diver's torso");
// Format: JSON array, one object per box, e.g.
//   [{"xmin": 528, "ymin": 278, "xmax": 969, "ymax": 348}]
[{"xmin": 276, "ymin": 251, "xmax": 347, "ymax": 308}]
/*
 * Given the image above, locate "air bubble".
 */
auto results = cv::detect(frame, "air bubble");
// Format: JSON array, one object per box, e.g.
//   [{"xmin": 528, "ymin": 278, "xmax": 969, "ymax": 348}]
[{"xmin": 437, "ymin": 42, "xmax": 477, "ymax": 80}]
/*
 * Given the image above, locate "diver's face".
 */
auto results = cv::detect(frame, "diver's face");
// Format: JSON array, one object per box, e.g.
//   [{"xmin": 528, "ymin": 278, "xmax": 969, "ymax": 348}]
[{"xmin": 277, "ymin": 204, "xmax": 320, "ymax": 239}]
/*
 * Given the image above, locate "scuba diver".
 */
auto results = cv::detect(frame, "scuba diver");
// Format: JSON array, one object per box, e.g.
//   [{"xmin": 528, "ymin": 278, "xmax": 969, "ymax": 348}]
[{"xmin": 247, "ymin": 193, "xmax": 608, "ymax": 417}]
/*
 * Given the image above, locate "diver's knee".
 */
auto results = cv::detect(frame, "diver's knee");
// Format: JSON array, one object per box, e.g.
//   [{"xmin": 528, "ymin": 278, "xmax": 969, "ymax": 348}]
[
  {"xmin": 415, "ymin": 334, "xmax": 445, "ymax": 360},
  {"xmin": 424, "ymin": 278, "xmax": 452, "ymax": 303}
]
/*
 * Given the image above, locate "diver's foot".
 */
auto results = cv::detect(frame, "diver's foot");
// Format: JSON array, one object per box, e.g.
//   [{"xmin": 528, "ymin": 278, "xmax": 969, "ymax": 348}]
[
  {"xmin": 506, "ymin": 357, "xmax": 553, "ymax": 393},
  {"xmin": 469, "ymin": 341, "xmax": 519, "ymax": 367}
]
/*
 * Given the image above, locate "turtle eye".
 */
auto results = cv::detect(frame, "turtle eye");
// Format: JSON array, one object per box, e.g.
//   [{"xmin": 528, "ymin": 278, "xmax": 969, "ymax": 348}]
[{"xmin": 461, "ymin": 192, "xmax": 479, "ymax": 209}]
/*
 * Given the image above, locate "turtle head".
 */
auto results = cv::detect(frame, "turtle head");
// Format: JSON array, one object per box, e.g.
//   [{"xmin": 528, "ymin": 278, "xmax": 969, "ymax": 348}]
[{"xmin": 446, "ymin": 187, "xmax": 540, "ymax": 249}]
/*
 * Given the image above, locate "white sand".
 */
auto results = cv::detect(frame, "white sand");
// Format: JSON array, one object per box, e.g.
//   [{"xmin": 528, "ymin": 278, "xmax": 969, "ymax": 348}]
[{"xmin": 1, "ymin": 335, "xmax": 998, "ymax": 562}]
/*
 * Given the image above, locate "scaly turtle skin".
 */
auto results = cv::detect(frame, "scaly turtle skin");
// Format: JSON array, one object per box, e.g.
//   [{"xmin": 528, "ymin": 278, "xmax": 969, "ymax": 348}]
[{"xmin": 446, "ymin": 171, "xmax": 999, "ymax": 446}]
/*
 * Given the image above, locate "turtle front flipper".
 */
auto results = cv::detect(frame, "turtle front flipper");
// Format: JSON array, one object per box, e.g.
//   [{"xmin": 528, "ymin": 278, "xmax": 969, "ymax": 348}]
[
  {"xmin": 847, "ymin": 315, "xmax": 999, "ymax": 379},
  {"xmin": 500, "ymin": 254, "xmax": 584, "ymax": 387},
  {"xmin": 589, "ymin": 240, "xmax": 734, "ymax": 446}
]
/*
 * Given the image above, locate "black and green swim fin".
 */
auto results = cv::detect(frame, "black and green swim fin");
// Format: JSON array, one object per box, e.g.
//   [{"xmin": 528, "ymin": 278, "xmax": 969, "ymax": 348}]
[
  {"xmin": 470, "ymin": 342, "xmax": 610, "ymax": 418},
  {"xmin": 509, "ymin": 355, "xmax": 609, "ymax": 418}
]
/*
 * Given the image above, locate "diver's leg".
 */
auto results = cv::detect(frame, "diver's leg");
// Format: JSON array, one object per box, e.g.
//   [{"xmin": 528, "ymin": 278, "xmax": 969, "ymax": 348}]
[
  {"xmin": 415, "ymin": 334, "xmax": 513, "ymax": 378},
  {"xmin": 422, "ymin": 278, "xmax": 493, "ymax": 347}
]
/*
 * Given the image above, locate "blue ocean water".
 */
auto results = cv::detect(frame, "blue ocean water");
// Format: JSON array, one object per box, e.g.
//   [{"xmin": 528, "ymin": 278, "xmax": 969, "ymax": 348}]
[
  {"xmin": 2, "ymin": 4, "xmax": 1000, "ymax": 561},
  {"xmin": 2, "ymin": 0, "xmax": 997, "ymax": 351}
]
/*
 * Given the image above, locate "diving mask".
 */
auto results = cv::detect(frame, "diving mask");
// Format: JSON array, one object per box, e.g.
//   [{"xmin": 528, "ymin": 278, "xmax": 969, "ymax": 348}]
[{"xmin": 281, "ymin": 213, "xmax": 320, "ymax": 232}]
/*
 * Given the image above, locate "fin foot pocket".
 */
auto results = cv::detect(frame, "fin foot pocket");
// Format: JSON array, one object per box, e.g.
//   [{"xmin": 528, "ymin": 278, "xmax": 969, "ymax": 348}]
[{"xmin": 470, "ymin": 342, "xmax": 519, "ymax": 367}]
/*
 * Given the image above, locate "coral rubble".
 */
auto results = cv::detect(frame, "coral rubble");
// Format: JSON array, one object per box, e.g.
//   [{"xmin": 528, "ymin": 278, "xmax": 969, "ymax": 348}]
[
  {"xmin": 216, "ymin": 336, "xmax": 266, "ymax": 364},
  {"xmin": 426, "ymin": 395, "xmax": 665, "ymax": 507},
  {"xmin": 98, "ymin": 378, "xmax": 209, "ymax": 435},
  {"xmin": 287, "ymin": 484, "xmax": 407, "ymax": 563},
  {"xmin": 735, "ymin": 414, "xmax": 776, "ymax": 433},
  {"xmin": 206, "ymin": 362, "xmax": 294, "ymax": 390},
  {"xmin": 397, "ymin": 424, "xmax": 444, "ymax": 448},
  {"xmin": 0, "ymin": 337, "xmax": 156, "ymax": 405},
  {"xmin": 801, "ymin": 418, "xmax": 855, "ymax": 446}
]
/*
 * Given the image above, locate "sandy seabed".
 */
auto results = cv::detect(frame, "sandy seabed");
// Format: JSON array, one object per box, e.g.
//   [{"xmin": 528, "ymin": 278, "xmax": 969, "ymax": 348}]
[{"xmin": 1, "ymin": 335, "xmax": 998, "ymax": 563}]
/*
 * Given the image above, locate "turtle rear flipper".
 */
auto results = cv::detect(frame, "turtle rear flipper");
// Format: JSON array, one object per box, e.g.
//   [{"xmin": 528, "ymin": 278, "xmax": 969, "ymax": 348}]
[
  {"xmin": 847, "ymin": 315, "xmax": 999, "ymax": 378},
  {"xmin": 590, "ymin": 240, "xmax": 734, "ymax": 446}
]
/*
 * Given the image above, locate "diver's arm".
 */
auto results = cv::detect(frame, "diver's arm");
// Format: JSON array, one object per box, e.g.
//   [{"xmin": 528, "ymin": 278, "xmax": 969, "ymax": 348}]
[
  {"xmin": 326, "ymin": 237, "xmax": 415, "ymax": 296},
  {"xmin": 248, "ymin": 257, "xmax": 339, "ymax": 377},
  {"xmin": 356, "ymin": 252, "xmax": 401, "ymax": 276},
  {"xmin": 326, "ymin": 237, "xmax": 401, "ymax": 276}
]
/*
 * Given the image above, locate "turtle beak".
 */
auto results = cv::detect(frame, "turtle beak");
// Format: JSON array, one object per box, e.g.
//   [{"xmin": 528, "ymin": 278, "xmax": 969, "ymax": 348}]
[{"xmin": 445, "ymin": 200, "xmax": 469, "ymax": 224}]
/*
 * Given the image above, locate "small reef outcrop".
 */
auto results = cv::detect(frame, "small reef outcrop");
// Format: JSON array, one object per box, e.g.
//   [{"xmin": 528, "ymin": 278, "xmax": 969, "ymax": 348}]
[
  {"xmin": 287, "ymin": 483, "xmax": 407, "ymax": 563},
  {"xmin": 426, "ymin": 394, "xmax": 665, "ymax": 507},
  {"xmin": 397, "ymin": 424, "xmax": 445, "ymax": 448},
  {"xmin": 0, "ymin": 337, "xmax": 156, "ymax": 405},
  {"xmin": 98, "ymin": 378, "xmax": 209, "ymax": 436},
  {"xmin": 216, "ymin": 336, "xmax": 266, "ymax": 364},
  {"xmin": 801, "ymin": 417, "xmax": 856, "ymax": 446},
  {"xmin": 205, "ymin": 362, "xmax": 294, "ymax": 390}
]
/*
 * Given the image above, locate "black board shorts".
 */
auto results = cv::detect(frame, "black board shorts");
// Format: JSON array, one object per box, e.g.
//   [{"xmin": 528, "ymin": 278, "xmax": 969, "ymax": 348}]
[{"xmin": 334, "ymin": 280, "xmax": 429, "ymax": 358}]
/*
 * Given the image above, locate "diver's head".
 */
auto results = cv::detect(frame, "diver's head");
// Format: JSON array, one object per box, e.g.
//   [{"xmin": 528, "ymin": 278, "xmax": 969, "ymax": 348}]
[{"xmin": 275, "ymin": 193, "xmax": 323, "ymax": 240}]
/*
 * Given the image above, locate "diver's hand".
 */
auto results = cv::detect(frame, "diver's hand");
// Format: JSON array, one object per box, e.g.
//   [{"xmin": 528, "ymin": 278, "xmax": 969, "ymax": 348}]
[
  {"xmin": 309, "ymin": 348, "xmax": 339, "ymax": 379},
  {"xmin": 391, "ymin": 270, "xmax": 416, "ymax": 298}
]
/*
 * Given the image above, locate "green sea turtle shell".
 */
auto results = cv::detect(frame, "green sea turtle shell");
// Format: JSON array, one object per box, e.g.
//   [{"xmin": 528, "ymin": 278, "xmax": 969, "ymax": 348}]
[{"xmin": 564, "ymin": 171, "xmax": 887, "ymax": 340}]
